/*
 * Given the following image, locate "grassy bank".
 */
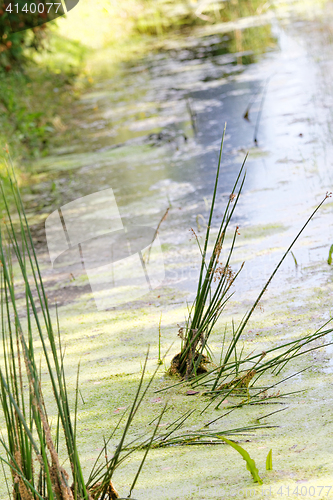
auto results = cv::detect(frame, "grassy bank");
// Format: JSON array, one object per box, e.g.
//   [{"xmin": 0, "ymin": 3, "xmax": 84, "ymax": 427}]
[
  {"xmin": 0, "ymin": 28, "xmax": 91, "ymax": 210},
  {"xmin": 0, "ymin": 32, "xmax": 88, "ymax": 160}
]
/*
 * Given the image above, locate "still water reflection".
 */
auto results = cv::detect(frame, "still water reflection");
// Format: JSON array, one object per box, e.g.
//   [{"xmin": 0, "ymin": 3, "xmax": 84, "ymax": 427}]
[{"xmin": 28, "ymin": 10, "xmax": 333, "ymax": 307}]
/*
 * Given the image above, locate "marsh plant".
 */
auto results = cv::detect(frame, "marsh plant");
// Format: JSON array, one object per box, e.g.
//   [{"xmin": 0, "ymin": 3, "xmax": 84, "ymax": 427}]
[
  {"xmin": 170, "ymin": 126, "xmax": 333, "ymax": 395},
  {"xmin": 0, "ymin": 152, "xmax": 282, "ymax": 499},
  {"xmin": 0, "ymin": 158, "xmax": 167, "ymax": 500},
  {"xmin": 170, "ymin": 127, "xmax": 247, "ymax": 379}
]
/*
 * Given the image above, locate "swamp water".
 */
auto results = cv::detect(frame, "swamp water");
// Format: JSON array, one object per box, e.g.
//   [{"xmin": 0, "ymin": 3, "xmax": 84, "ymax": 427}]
[{"xmin": 4, "ymin": 4, "xmax": 333, "ymax": 500}]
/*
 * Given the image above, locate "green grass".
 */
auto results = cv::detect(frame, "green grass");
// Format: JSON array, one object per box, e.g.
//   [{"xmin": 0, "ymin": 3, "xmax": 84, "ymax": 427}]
[
  {"xmin": 0, "ymin": 31, "xmax": 88, "ymax": 162},
  {"xmin": 0, "ymin": 155, "xmax": 167, "ymax": 499},
  {"xmin": 0, "ymin": 29, "xmax": 91, "ymax": 212},
  {"xmin": 327, "ymin": 244, "xmax": 333, "ymax": 265}
]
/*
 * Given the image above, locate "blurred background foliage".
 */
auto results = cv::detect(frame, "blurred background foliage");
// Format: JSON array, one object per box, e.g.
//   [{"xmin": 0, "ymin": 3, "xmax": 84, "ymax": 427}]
[
  {"xmin": 0, "ymin": 0, "xmax": 270, "ymax": 164},
  {"xmin": 56, "ymin": 0, "xmax": 268, "ymax": 46},
  {"xmin": 0, "ymin": 0, "xmax": 51, "ymax": 70},
  {"xmin": 0, "ymin": 0, "xmax": 328, "ymax": 167}
]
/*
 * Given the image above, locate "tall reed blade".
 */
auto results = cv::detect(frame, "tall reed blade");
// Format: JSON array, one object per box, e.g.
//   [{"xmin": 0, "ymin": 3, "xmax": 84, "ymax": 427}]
[{"xmin": 0, "ymin": 153, "xmax": 165, "ymax": 499}]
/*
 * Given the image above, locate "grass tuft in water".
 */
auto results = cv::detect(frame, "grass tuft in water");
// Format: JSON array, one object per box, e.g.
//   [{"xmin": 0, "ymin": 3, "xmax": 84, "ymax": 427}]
[
  {"xmin": 168, "ymin": 128, "xmax": 332, "ymax": 406},
  {"xmin": 170, "ymin": 124, "xmax": 247, "ymax": 379}
]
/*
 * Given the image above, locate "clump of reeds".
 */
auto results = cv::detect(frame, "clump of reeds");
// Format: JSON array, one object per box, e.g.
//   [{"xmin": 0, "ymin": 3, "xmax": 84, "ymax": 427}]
[
  {"xmin": 170, "ymin": 124, "xmax": 332, "ymax": 386},
  {"xmin": 0, "ymin": 155, "xmax": 164, "ymax": 499},
  {"xmin": 170, "ymin": 125, "xmax": 247, "ymax": 379}
]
